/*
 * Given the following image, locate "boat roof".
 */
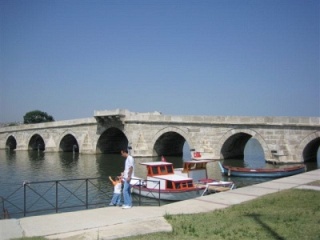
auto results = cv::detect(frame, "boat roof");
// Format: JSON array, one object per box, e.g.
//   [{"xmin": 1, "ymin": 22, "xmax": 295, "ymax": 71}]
[
  {"xmin": 140, "ymin": 161, "xmax": 173, "ymax": 166},
  {"xmin": 184, "ymin": 160, "xmax": 211, "ymax": 164},
  {"xmin": 149, "ymin": 174, "xmax": 193, "ymax": 181}
]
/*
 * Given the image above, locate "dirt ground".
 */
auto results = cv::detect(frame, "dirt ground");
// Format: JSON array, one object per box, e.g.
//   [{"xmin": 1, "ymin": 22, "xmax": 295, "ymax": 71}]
[{"xmin": 306, "ymin": 180, "xmax": 320, "ymax": 186}]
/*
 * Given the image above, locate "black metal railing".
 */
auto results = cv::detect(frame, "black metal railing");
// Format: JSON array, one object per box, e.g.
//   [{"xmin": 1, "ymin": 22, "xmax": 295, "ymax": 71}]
[
  {"xmin": 1, "ymin": 177, "xmax": 162, "ymax": 219},
  {"xmin": 0, "ymin": 196, "xmax": 10, "ymax": 219},
  {"xmin": 22, "ymin": 178, "xmax": 110, "ymax": 217},
  {"xmin": 1, "ymin": 184, "xmax": 24, "ymax": 218}
]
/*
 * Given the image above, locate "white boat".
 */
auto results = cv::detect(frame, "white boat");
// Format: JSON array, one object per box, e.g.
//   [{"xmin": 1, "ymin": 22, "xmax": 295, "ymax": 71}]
[{"xmin": 131, "ymin": 162, "xmax": 207, "ymax": 201}]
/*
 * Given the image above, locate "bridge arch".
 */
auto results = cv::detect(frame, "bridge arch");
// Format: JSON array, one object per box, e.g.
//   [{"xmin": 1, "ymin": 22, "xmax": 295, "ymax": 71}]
[
  {"xmin": 151, "ymin": 127, "xmax": 193, "ymax": 157},
  {"xmin": 218, "ymin": 129, "xmax": 271, "ymax": 160},
  {"xmin": 6, "ymin": 135, "xmax": 17, "ymax": 150},
  {"xmin": 297, "ymin": 131, "xmax": 320, "ymax": 162},
  {"xmin": 28, "ymin": 133, "xmax": 45, "ymax": 151},
  {"xmin": 96, "ymin": 127, "xmax": 128, "ymax": 154},
  {"xmin": 59, "ymin": 133, "xmax": 79, "ymax": 152}
]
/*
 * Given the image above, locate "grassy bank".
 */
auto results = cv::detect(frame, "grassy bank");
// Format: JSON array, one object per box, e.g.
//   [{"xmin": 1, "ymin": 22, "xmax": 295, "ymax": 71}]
[{"xmin": 126, "ymin": 189, "xmax": 320, "ymax": 240}]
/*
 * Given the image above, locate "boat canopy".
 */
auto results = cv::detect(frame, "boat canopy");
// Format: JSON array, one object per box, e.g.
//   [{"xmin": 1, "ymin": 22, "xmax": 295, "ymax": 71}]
[
  {"xmin": 140, "ymin": 162, "xmax": 174, "ymax": 177},
  {"xmin": 173, "ymin": 160, "xmax": 211, "ymax": 182},
  {"xmin": 182, "ymin": 160, "xmax": 210, "ymax": 172}
]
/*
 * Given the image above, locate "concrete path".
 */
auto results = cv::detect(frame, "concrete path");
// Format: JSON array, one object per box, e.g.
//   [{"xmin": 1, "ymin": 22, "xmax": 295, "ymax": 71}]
[{"xmin": 1, "ymin": 169, "xmax": 319, "ymax": 240}]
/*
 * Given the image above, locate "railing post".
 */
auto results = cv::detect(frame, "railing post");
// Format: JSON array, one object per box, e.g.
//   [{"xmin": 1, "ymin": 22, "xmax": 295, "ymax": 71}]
[
  {"xmin": 0, "ymin": 196, "xmax": 4, "ymax": 214},
  {"xmin": 23, "ymin": 182, "xmax": 27, "ymax": 217},
  {"xmin": 158, "ymin": 180, "xmax": 160, "ymax": 206},
  {"xmin": 56, "ymin": 181, "xmax": 58, "ymax": 213},
  {"xmin": 139, "ymin": 179, "xmax": 142, "ymax": 206},
  {"xmin": 86, "ymin": 179, "xmax": 88, "ymax": 209}
]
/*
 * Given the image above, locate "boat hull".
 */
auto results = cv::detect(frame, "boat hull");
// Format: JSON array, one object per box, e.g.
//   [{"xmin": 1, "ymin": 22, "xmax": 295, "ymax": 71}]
[
  {"xmin": 218, "ymin": 162, "xmax": 306, "ymax": 178},
  {"xmin": 132, "ymin": 185, "xmax": 206, "ymax": 201}
]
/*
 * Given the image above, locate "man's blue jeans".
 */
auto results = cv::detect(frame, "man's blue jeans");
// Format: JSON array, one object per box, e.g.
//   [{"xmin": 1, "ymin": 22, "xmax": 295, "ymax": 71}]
[{"xmin": 123, "ymin": 180, "xmax": 132, "ymax": 206}]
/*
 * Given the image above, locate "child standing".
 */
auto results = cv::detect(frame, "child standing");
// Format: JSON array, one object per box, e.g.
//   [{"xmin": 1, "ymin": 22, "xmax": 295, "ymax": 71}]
[{"xmin": 108, "ymin": 175, "xmax": 122, "ymax": 206}]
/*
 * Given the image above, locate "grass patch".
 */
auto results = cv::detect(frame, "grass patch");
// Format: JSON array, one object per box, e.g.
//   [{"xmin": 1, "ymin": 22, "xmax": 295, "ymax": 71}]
[{"xmin": 125, "ymin": 189, "xmax": 320, "ymax": 240}]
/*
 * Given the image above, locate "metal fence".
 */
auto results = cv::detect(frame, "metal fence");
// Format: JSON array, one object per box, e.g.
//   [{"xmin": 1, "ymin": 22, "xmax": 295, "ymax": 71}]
[{"xmin": 1, "ymin": 177, "xmax": 161, "ymax": 219}]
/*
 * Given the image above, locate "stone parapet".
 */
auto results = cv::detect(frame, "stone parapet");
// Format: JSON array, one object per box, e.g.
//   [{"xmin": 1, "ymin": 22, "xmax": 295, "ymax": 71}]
[
  {"xmin": 124, "ymin": 113, "xmax": 320, "ymax": 127},
  {"xmin": 0, "ymin": 118, "xmax": 97, "ymax": 133}
]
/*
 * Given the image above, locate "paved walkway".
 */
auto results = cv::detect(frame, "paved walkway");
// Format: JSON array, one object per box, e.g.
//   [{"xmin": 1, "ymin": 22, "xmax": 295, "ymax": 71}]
[{"xmin": 1, "ymin": 169, "xmax": 319, "ymax": 240}]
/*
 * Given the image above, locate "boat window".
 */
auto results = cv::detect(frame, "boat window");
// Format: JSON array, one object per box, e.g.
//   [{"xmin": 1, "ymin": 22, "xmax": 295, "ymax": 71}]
[
  {"xmin": 171, "ymin": 181, "xmax": 194, "ymax": 190},
  {"xmin": 187, "ymin": 181, "xmax": 193, "ymax": 188},
  {"xmin": 190, "ymin": 164, "xmax": 196, "ymax": 169},
  {"xmin": 167, "ymin": 165, "xmax": 173, "ymax": 173},
  {"xmin": 178, "ymin": 181, "xmax": 194, "ymax": 189},
  {"xmin": 197, "ymin": 163, "xmax": 206, "ymax": 169},
  {"xmin": 152, "ymin": 166, "xmax": 158, "ymax": 175},
  {"xmin": 167, "ymin": 181, "xmax": 173, "ymax": 189},
  {"xmin": 160, "ymin": 166, "xmax": 167, "ymax": 174}
]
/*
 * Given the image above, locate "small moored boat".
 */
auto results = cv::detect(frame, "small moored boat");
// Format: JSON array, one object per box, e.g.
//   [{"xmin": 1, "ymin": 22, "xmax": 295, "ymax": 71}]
[
  {"xmin": 218, "ymin": 162, "xmax": 306, "ymax": 178},
  {"xmin": 131, "ymin": 161, "xmax": 207, "ymax": 201}
]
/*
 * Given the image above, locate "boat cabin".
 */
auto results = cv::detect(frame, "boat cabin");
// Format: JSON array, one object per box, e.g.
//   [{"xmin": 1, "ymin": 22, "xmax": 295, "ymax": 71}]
[
  {"xmin": 140, "ymin": 162, "xmax": 195, "ymax": 191},
  {"xmin": 175, "ymin": 160, "xmax": 210, "ymax": 183}
]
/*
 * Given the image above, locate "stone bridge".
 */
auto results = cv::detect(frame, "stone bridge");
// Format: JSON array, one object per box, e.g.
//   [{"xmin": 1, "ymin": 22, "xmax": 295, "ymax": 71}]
[{"xmin": 0, "ymin": 109, "xmax": 319, "ymax": 164}]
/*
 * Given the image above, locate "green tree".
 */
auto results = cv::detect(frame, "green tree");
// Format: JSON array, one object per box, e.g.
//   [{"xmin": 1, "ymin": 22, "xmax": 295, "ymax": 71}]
[{"xmin": 23, "ymin": 110, "xmax": 55, "ymax": 124}]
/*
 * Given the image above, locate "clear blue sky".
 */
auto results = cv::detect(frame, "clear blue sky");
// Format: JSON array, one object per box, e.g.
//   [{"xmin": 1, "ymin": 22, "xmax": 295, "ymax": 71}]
[{"xmin": 1, "ymin": 0, "xmax": 319, "ymax": 123}]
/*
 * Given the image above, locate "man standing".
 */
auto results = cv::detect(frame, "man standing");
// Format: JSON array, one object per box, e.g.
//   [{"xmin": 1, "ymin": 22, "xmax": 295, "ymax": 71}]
[{"xmin": 121, "ymin": 149, "xmax": 134, "ymax": 209}]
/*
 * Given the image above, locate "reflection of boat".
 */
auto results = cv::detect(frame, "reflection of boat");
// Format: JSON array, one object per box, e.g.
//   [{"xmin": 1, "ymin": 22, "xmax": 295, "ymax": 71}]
[
  {"xmin": 218, "ymin": 162, "xmax": 306, "ymax": 178},
  {"xmin": 175, "ymin": 160, "xmax": 235, "ymax": 195},
  {"xmin": 131, "ymin": 162, "xmax": 207, "ymax": 201}
]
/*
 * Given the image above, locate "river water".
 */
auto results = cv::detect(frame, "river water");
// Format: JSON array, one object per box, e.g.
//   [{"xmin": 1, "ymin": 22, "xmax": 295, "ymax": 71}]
[{"xmin": 0, "ymin": 140, "xmax": 319, "ymax": 218}]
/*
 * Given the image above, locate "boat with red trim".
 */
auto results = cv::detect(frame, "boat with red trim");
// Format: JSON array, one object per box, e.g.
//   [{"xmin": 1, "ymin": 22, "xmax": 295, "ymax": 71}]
[{"xmin": 131, "ymin": 161, "xmax": 207, "ymax": 201}]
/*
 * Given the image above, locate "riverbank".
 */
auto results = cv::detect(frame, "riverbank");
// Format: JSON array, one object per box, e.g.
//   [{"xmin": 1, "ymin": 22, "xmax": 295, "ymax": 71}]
[
  {"xmin": 127, "ymin": 188, "xmax": 320, "ymax": 240},
  {"xmin": 1, "ymin": 168, "xmax": 320, "ymax": 240}
]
